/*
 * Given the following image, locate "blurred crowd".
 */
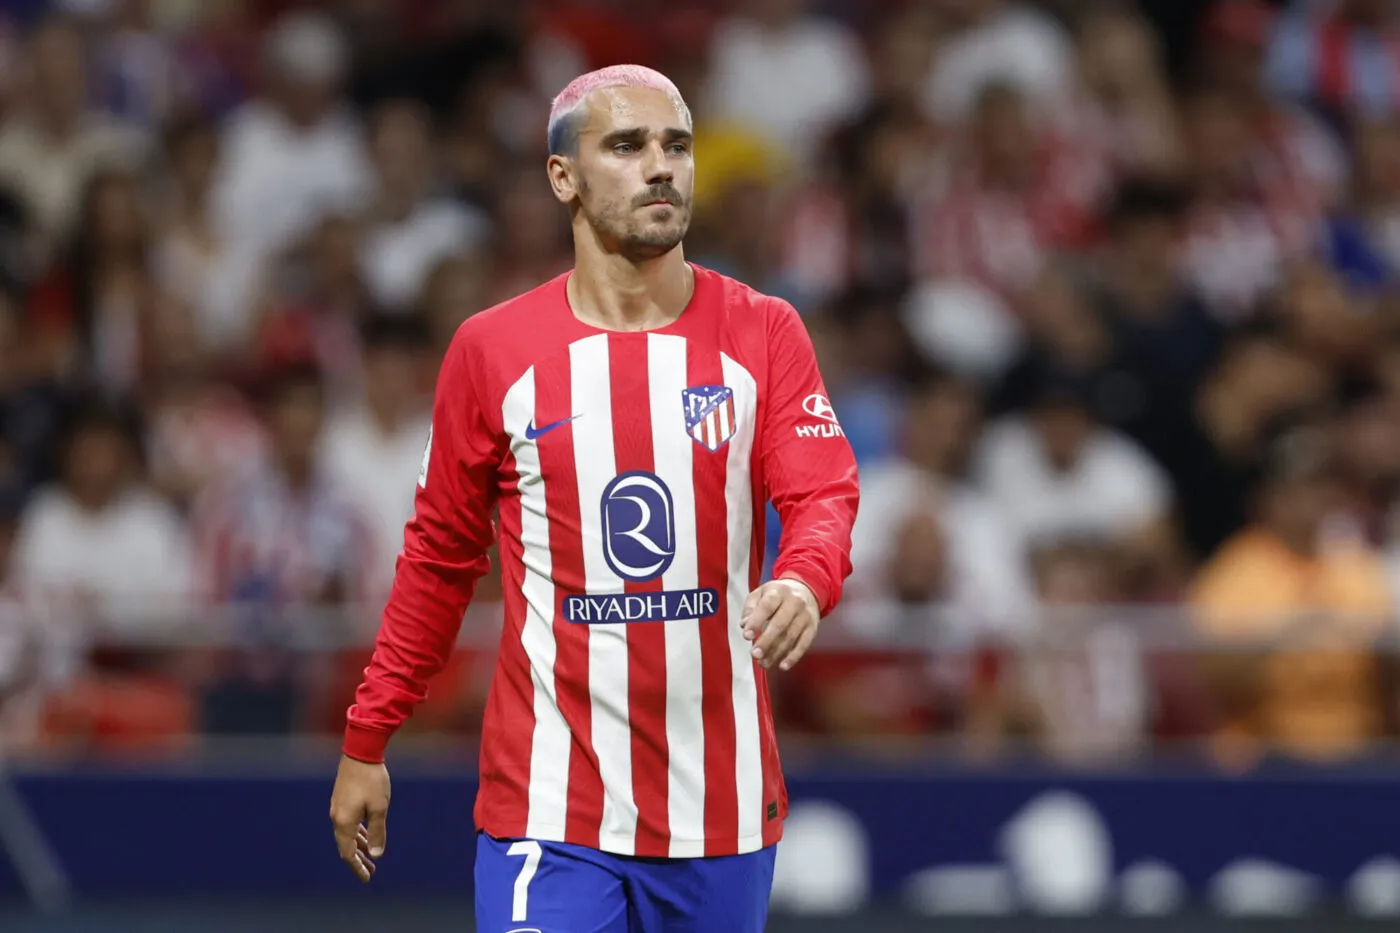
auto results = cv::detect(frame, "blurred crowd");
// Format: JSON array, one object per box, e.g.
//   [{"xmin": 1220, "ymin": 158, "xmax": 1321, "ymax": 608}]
[{"xmin": 1, "ymin": 0, "xmax": 1400, "ymax": 768}]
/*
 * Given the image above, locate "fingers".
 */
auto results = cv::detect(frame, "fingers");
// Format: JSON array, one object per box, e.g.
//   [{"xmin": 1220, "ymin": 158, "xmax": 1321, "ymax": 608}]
[
  {"xmin": 332, "ymin": 807, "xmax": 361, "ymax": 863},
  {"xmin": 752, "ymin": 597, "xmax": 801, "ymax": 669},
  {"xmin": 365, "ymin": 804, "xmax": 388, "ymax": 859},
  {"xmin": 741, "ymin": 586, "xmax": 784, "ymax": 641},
  {"xmin": 777, "ymin": 623, "xmax": 817, "ymax": 672},
  {"xmin": 332, "ymin": 802, "xmax": 382, "ymax": 883}
]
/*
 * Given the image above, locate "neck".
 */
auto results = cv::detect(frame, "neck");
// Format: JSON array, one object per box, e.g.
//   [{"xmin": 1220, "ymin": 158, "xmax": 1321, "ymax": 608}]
[
  {"xmin": 367, "ymin": 398, "xmax": 401, "ymax": 434},
  {"xmin": 377, "ymin": 187, "xmax": 417, "ymax": 223},
  {"xmin": 279, "ymin": 456, "xmax": 314, "ymax": 490},
  {"xmin": 1111, "ymin": 262, "xmax": 1175, "ymax": 314},
  {"xmin": 566, "ymin": 241, "xmax": 693, "ymax": 332}
]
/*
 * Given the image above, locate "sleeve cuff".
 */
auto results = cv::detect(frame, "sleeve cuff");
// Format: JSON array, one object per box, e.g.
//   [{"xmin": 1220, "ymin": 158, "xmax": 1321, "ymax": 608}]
[{"xmin": 342, "ymin": 722, "xmax": 391, "ymax": 764}]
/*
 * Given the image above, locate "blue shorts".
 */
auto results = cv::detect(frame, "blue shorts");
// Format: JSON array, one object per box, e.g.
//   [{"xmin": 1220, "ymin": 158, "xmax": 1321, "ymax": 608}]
[{"xmin": 474, "ymin": 833, "xmax": 776, "ymax": 933}]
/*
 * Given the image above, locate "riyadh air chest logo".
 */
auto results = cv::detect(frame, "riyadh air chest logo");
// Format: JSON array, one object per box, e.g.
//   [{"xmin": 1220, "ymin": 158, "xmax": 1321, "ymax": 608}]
[{"xmin": 601, "ymin": 471, "xmax": 675, "ymax": 582}]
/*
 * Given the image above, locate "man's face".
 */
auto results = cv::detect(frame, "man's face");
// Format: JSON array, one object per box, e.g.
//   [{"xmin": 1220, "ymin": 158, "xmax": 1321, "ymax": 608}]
[
  {"xmin": 270, "ymin": 385, "xmax": 324, "ymax": 465},
  {"xmin": 552, "ymin": 86, "xmax": 695, "ymax": 261},
  {"xmin": 372, "ymin": 103, "xmax": 431, "ymax": 199},
  {"xmin": 905, "ymin": 383, "xmax": 979, "ymax": 477},
  {"xmin": 1035, "ymin": 402, "xmax": 1094, "ymax": 469},
  {"xmin": 65, "ymin": 427, "xmax": 129, "ymax": 509},
  {"xmin": 30, "ymin": 24, "xmax": 86, "ymax": 123},
  {"xmin": 364, "ymin": 345, "xmax": 418, "ymax": 416}
]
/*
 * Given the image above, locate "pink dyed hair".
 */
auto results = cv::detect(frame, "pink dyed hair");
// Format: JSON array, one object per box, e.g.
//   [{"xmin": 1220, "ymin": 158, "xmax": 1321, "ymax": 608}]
[{"xmin": 546, "ymin": 65, "xmax": 691, "ymax": 155}]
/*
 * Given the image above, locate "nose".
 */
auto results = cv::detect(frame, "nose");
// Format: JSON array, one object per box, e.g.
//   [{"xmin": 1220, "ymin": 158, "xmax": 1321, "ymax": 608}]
[{"xmin": 642, "ymin": 141, "xmax": 673, "ymax": 186}]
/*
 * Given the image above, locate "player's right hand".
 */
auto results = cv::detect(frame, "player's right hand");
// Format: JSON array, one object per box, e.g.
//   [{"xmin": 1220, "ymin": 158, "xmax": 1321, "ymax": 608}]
[{"xmin": 329, "ymin": 754, "xmax": 392, "ymax": 883}]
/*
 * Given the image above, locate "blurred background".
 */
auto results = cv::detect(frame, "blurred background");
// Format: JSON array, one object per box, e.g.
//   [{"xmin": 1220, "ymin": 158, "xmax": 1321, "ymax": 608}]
[{"xmin": 1, "ymin": 0, "xmax": 1400, "ymax": 929}]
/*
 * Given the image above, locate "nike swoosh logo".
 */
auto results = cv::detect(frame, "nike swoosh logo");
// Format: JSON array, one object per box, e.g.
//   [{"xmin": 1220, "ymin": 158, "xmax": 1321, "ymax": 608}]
[{"xmin": 524, "ymin": 415, "xmax": 580, "ymax": 440}]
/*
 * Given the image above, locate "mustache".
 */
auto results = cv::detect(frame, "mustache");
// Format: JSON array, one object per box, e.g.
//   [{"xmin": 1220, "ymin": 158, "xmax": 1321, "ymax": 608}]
[{"xmin": 634, "ymin": 185, "xmax": 684, "ymax": 208}]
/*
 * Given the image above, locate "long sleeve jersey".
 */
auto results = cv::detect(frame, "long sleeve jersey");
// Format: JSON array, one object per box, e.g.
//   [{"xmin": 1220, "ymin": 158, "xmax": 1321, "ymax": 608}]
[{"xmin": 344, "ymin": 264, "xmax": 859, "ymax": 858}]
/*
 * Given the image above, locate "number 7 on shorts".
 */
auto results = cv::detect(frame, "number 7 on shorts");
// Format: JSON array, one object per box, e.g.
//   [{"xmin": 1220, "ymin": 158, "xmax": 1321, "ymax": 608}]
[{"xmin": 507, "ymin": 839, "xmax": 542, "ymax": 922}]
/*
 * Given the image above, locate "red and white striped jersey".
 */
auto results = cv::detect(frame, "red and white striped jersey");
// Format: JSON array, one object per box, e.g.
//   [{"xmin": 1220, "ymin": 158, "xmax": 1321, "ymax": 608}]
[{"xmin": 343, "ymin": 264, "xmax": 860, "ymax": 858}]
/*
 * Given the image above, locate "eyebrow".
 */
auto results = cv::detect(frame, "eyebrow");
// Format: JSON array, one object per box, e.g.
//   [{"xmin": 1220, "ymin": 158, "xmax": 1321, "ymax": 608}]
[{"xmin": 599, "ymin": 127, "xmax": 694, "ymax": 147}]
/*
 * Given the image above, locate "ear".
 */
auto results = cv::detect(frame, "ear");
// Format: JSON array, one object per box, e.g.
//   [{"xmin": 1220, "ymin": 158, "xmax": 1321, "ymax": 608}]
[{"xmin": 547, "ymin": 154, "xmax": 579, "ymax": 205}]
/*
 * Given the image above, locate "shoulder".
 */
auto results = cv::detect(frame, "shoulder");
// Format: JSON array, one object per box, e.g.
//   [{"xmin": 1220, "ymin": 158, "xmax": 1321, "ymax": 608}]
[
  {"xmin": 13, "ymin": 487, "xmax": 72, "ymax": 533},
  {"xmin": 978, "ymin": 417, "xmax": 1034, "ymax": 456},
  {"xmin": 116, "ymin": 489, "xmax": 187, "ymax": 535},
  {"xmin": 1088, "ymin": 429, "xmax": 1164, "ymax": 476},
  {"xmin": 450, "ymin": 273, "xmax": 569, "ymax": 351},
  {"xmin": 693, "ymin": 265, "xmax": 804, "ymax": 334},
  {"xmin": 437, "ymin": 272, "xmax": 572, "ymax": 406}
]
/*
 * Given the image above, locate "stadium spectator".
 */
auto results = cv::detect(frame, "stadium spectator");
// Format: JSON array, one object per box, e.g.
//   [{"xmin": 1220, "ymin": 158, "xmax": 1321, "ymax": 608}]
[
  {"xmin": 921, "ymin": 0, "xmax": 1076, "ymax": 127},
  {"xmin": 210, "ymin": 10, "xmax": 372, "ymax": 264},
  {"xmin": 1019, "ymin": 539, "xmax": 1150, "ymax": 764},
  {"xmin": 142, "ymin": 292, "xmax": 267, "ymax": 512},
  {"xmin": 254, "ymin": 212, "xmax": 374, "ymax": 398},
  {"xmin": 359, "ymin": 98, "xmax": 488, "ymax": 313},
  {"xmin": 1070, "ymin": 6, "xmax": 1183, "ymax": 179},
  {"xmin": 320, "ymin": 315, "xmax": 433, "ymax": 600},
  {"xmin": 9, "ymin": 400, "xmax": 192, "ymax": 626},
  {"xmin": 153, "ymin": 111, "xmax": 266, "ymax": 355},
  {"xmin": 851, "ymin": 368, "xmax": 1033, "ymax": 628},
  {"xmin": 974, "ymin": 368, "xmax": 1173, "ymax": 553},
  {"xmin": 703, "ymin": 0, "xmax": 871, "ymax": 161},
  {"xmin": 1191, "ymin": 425, "xmax": 1394, "ymax": 764},
  {"xmin": 25, "ymin": 166, "xmax": 153, "ymax": 395},
  {"xmin": 1178, "ymin": 84, "xmax": 1318, "ymax": 320},
  {"xmin": 913, "ymin": 80, "xmax": 1108, "ymax": 303},
  {"xmin": 0, "ymin": 14, "xmax": 147, "ymax": 264},
  {"xmin": 1267, "ymin": 0, "xmax": 1400, "ymax": 123},
  {"xmin": 189, "ymin": 363, "xmax": 375, "ymax": 608},
  {"xmin": 1322, "ymin": 115, "xmax": 1400, "ymax": 293}
]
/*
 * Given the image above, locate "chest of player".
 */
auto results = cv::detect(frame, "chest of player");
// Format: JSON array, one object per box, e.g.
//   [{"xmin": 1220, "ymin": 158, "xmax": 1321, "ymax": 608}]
[{"xmin": 498, "ymin": 332, "xmax": 760, "ymax": 607}]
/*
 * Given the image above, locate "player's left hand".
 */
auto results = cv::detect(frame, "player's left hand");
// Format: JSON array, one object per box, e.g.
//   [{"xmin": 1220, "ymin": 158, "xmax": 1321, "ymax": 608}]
[{"xmin": 741, "ymin": 578, "xmax": 820, "ymax": 672}]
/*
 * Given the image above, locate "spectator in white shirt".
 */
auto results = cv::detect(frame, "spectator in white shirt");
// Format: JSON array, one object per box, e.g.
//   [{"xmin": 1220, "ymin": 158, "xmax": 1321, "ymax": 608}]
[
  {"xmin": 10, "ymin": 401, "xmax": 193, "ymax": 630},
  {"xmin": 703, "ymin": 0, "xmax": 871, "ymax": 162},
  {"xmin": 850, "ymin": 369, "xmax": 1035, "ymax": 633},
  {"xmin": 154, "ymin": 112, "xmax": 267, "ymax": 354},
  {"xmin": 360, "ymin": 99, "xmax": 488, "ymax": 313},
  {"xmin": 974, "ymin": 370, "xmax": 1172, "ymax": 549},
  {"xmin": 320, "ymin": 315, "xmax": 432, "ymax": 599},
  {"xmin": 210, "ymin": 10, "xmax": 372, "ymax": 264},
  {"xmin": 922, "ymin": 0, "xmax": 1075, "ymax": 127},
  {"xmin": 0, "ymin": 14, "xmax": 148, "ymax": 264}
]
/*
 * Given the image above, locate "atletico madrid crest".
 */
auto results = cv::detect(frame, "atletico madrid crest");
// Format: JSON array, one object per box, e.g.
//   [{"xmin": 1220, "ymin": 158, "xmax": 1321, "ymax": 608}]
[{"xmin": 682, "ymin": 384, "xmax": 736, "ymax": 452}]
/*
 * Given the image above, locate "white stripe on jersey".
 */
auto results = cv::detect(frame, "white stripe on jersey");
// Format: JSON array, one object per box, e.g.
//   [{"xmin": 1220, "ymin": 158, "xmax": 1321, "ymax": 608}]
[
  {"xmin": 720, "ymin": 352, "xmax": 763, "ymax": 852},
  {"xmin": 503, "ymin": 366, "xmax": 572, "ymax": 837},
  {"xmin": 569, "ymin": 334, "xmax": 638, "ymax": 854},
  {"xmin": 647, "ymin": 334, "xmax": 706, "ymax": 858}
]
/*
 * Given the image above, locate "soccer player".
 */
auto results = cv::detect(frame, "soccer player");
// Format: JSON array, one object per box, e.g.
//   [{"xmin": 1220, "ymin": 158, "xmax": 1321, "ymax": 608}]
[{"xmin": 328, "ymin": 64, "xmax": 860, "ymax": 932}]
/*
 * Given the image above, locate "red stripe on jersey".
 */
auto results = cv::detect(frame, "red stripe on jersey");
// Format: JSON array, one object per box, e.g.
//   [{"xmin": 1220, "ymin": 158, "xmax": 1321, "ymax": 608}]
[
  {"xmin": 474, "ymin": 449, "xmax": 533, "ymax": 837},
  {"xmin": 750, "ymin": 462, "xmax": 786, "ymax": 846},
  {"xmin": 536, "ymin": 358, "xmax": 603, "ymax": 847},
  {"xmin": 687, "ymin": 340, "xmax": 739, "ymax": 854},
  {"xmin": 608, "ymin": 334, "xmax": 671, "ymax": 858}
]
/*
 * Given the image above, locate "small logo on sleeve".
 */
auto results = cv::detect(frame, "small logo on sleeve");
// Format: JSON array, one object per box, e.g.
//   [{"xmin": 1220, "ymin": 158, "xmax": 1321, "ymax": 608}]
[
  {"xmin": 767, "ymin": 801, "xmax": 779, "ymax": 821},
  {"xmin": 803, "ymin": 393, "xmax": 838, "ymax": 422},
  {"xmin": 795, "ymin": 393, "xmax": 844, "ymax": 438}
]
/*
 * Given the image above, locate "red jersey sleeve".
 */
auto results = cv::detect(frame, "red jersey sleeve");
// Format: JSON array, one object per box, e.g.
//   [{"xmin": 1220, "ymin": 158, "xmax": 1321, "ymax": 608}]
[
  {"xmin": 760, "ymin": 299, "xmax": 860, "ymax": 616},
  {"xmin": 342, "ymin": 330, "xmax": 501, "ymax": 763}
]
